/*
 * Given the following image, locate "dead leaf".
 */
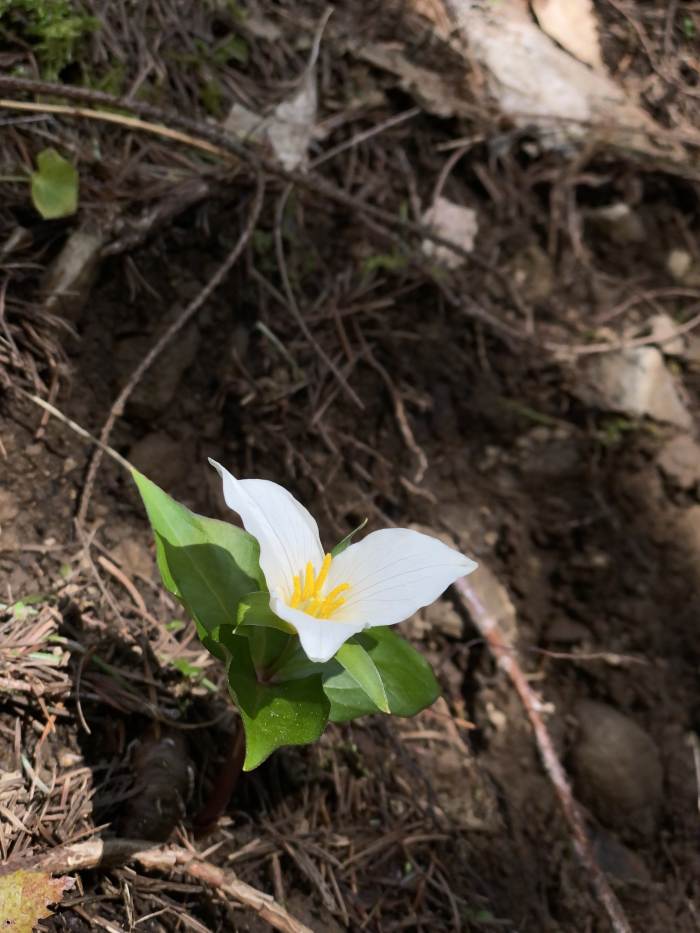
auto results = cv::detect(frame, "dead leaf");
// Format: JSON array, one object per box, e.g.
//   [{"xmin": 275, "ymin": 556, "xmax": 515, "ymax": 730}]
[
  {"xmin": 267, "ymin": 67, "xmax": 317, "ymax": 171},
  {"xmin": 440, "ymin": 0, "xmax": 679, "ymax": 160},
  {"xmin": 225, "ymin": 15, "xmax": 326, "ymax": 170},
  {"xmin": 0, "ymin": 870, "xmax": 73, "ymax": 932},
  {"xmin": 421, "ymin": 196, "xmax": 478, "ymax": 268},
  {"xmin": 531, "ymin": 0, "xmax": 604, "ymax": 71}
]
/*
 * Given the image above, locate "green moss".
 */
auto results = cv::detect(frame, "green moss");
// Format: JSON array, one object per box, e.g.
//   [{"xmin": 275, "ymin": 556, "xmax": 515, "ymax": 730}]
[{"xmin": 0, "ymin": 0, "xmax": 97, "ymax": 79}]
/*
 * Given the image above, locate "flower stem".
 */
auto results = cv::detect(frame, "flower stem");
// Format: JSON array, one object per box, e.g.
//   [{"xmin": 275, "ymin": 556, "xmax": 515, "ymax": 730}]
[{"xmin": 193, "ymin": 723, "xmax": 245, "ymax": 836}]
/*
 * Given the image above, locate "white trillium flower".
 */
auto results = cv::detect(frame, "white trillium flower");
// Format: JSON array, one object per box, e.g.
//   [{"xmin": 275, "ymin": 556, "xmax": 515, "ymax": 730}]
[{"xmin": 209, "ymin": 460, "xmax": 478, "ymax": 663}]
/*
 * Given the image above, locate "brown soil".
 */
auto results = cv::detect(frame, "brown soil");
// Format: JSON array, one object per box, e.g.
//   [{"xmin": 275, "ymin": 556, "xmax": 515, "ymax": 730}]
[{"xmin": 1, "ymin": 1, "xmax": 699, "ymax": 931}]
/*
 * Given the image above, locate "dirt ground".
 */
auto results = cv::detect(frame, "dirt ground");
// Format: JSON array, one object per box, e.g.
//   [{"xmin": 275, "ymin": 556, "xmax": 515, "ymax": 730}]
[{"xmin": 1, "ymin": 1, "xmax": 700, "ymax": 931}]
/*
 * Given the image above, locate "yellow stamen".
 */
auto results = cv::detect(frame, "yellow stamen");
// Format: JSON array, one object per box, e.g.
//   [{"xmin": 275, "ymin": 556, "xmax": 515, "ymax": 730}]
[
  {"xmin": 286, "ymin": 557, "xmax": 350, "ymax": 620},
  {"xmin": 301, "ymin": 561, "xmax": 315, "ymax": 600},
  {"xmin": 323, "ymin": 582, "xmax": 350, "ymax": 603},
  {"xmin": 290, "ymin": 574, "xmax": 302, "ymax": 608},
  {"xmin": 319, "ymin": 596, "xmax": 346, "ymax": 618},
  {"xmin": 315, "ymin": 553, "xmax": 332, "ymax": 593},
  {"xmin": 306, "ymin": 596, "xmax": 322, "ymax": 617}
]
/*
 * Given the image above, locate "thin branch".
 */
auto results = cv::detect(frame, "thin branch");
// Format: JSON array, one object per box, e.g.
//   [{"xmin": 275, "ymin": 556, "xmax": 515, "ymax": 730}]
[
  {"xmin": 31, "ymin": 839, "xmax": 312, "ymax": 933},
  {"xmin": 453, "ymin": 574, "xmax": 633, "ymax": 933}
]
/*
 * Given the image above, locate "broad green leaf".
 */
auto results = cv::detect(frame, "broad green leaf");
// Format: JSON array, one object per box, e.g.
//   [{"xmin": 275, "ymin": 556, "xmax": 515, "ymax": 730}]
[
  {"xmin": 269, "ymin": 641, "xmax": 333, "ymax": 683},
  {"xmin": 324, "ymin": 627, "xmax": 440, "ymax": 722},
  {"xmin": 30, "ymin": 148, "xmax": 78, "ymax": 219},
  {"xmin": 0, "ymin": 870, "xmax": 71, "ymax": 932},
  {"xmin": 323, "ymin": 665, "xmax": 382, "ymax": 721},
  {"xmin": 218, "ymin": 629, "xmax": 329, "ymax": 770},
  {"xmin": 331, "ymin": 518, "xmax": 368, "ymax": 557},
  {"xmin": 235, "ymin": 591, "xmax": 297, "ymax": 675},
  {"xmin": 132, "ymin": 470, "xmax": 265, "ymax": 656},
  {"xmin": 336, "ymin": 641, "xmax": 389, "ymax": 713}
]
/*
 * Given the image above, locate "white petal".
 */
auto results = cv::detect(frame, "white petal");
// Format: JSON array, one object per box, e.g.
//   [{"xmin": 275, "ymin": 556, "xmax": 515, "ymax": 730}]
[
  {"xmin": 326, "ymin": 528, "xmax": 477, "ymax": 628},
  {"xmin": 271, "ymin": 597, "xmax": 366, "ymax": 663},
  {"xmin": 209, "ymin": 459, "xmax": 324, "ymax": 597}
]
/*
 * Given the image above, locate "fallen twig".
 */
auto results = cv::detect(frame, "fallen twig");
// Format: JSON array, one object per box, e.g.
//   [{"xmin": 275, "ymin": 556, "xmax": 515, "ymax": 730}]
[
  {"xmin": 32, "ymin": 839, "xmax": 312, "ymax": 933},
  {"xmin": 453, "ymin": 574, "xmax": 633, "ymax": 933},
  {"xmin": 76, "ymin": 171, "xmax": 266, "ymax": 526}
]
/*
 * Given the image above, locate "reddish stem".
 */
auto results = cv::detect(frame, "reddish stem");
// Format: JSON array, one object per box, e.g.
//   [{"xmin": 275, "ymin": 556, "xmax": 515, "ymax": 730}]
[{"xmin": 193, "ymin": 725, "xmax": 246, "ymax": 836}]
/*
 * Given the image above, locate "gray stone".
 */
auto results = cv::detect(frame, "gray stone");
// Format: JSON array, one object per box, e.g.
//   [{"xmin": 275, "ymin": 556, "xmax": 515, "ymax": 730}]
[
  {"xmin": 584, "ymin": 347, "xmax": 692, "ymax": 430},
  {"xmin": 572, "ymin": 700, "xmax": 663, "ymax": 838},
  {"xmin": 657, "ymin": 435, "xmax": 700, "ymax": 490}
]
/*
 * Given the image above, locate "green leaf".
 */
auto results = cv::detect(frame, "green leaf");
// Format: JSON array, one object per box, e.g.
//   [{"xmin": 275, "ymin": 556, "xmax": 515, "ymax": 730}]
[
  {"xmin": 132, "ymin": 470, "xmax": 265, "ymax": 657},
  {"xmin": 235, "ymin": 591, "xmax": 298, "ymax": 674},
  {"xmin": 323, "ymin": 665, "xmax": 382, "ymax": 721},
  {"xmin": 218, "ymin": 629, "xmax": 329, "ymax": 770},
  {"xmin": 269, "ymin": 641, "xmax": 331, "ymax": 683},
  {"xmin": 171, "ymin": 658, "xmax": 202, "ymax": 678},
  {"xmin": 331, "ymin": 518, "xmax": 368, "ymax": 557},
  {"xmin": 324, "ymin": 627, "xmax": 440, "ymax": 722},
  {"xmin": 30, "ymin": 148, "xmax": 78, "ymax": 219},
  {"xmin": 336, "ymin": 641, "xmax": 389, "ymax": 713}
]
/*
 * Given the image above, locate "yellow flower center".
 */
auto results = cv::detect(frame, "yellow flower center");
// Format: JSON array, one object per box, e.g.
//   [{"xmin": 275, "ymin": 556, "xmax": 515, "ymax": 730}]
[{"xmin": 288, "ymin": 553, "xmax": 350, "ymax": 619}]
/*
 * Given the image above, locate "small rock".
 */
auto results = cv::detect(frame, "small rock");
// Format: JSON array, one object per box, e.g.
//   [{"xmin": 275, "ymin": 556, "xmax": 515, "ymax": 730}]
[
  {"xmin": 584, "ymin": 347, "xmax": 692, "ymax": 430},
  {"xmin": 657, "ymin": 435, "xmax": 700, "ymax": 490},
  {"xmin": 667, "ymin": 248, "xmax": 692, "ymax": 282},
  {"xmin": 665, "ymin": 248, "xmax": 700, "ymax": 285},
  {"xmin": 572, "ymin": 700, "xmax": 663, "ymax": 838},
  {"xmin": 128, "ymin": 432, "xmax": 189, "ymax": 490},
  {"xmin": 421, "ymin": 197, "xmax": 478, "ymax": 269},
  {"xmin": 648, "ymin": 313, "xmax": 686, "ymax": 356}
]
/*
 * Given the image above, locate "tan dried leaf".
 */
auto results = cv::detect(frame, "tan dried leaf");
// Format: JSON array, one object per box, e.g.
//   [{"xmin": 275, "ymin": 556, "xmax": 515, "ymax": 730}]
[
  {"xmin": 0, "ymin": 870, "xmax": 72, "ymax": 932},
  {"xmin": 531, "ymin": 0, "xmax": 604, "ymax": 71}
]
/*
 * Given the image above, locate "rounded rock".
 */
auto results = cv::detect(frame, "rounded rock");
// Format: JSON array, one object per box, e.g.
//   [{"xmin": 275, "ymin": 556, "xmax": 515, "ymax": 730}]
[{"xmin": 571, "ymin": 700, "xmax": 663, "ymax": 839}]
